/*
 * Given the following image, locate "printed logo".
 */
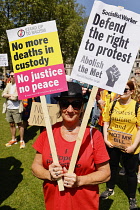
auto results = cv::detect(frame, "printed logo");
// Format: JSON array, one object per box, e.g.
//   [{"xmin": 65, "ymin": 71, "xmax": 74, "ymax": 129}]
[
  {"xmin": 106, "ymin": 65, "xmax": 121, "ymax": 87},
  {"xmin": 17, "ymin": 29, "xmax": 25, "ymax": 37}
]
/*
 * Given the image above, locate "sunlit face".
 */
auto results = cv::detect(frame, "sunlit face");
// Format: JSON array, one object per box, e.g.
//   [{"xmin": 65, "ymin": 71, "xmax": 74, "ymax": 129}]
[
  {"xmin": 10, "ymin": 72, "xmax": 15, "ymax": 84},
  {"xmin": 135, "ymin": 69, "xmax": 140, "ymax": 77},
  {"xmin": 120, "ymin": 85, "xmax": 133, "ymax": 100},
  {"xmin": 59, "ymin": 98, "xmax": 83, "ymax": 123}
]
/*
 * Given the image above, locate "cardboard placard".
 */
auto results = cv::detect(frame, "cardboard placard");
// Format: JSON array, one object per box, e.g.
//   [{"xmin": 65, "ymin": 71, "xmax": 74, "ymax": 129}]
[
  {"xmin": 28, "ymin": 102, "xmax": 62, "ymax": 126},
  {"xmin": 108, "ymin": 129, "xmax": 132, "ymax": 150}
]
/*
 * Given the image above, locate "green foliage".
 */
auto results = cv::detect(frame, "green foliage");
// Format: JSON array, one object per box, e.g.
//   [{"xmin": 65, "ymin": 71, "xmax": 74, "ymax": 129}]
[
  {"xmin": 0, "ymin": 92, "xmax": 44, "ymax": 209},
  {"xmin": 0, "ymin": 0, "xmax": 87, "ymax": 64},
  {"xmin": 0, "ymin": 92, "xmax": 140, "ymax": 209}
]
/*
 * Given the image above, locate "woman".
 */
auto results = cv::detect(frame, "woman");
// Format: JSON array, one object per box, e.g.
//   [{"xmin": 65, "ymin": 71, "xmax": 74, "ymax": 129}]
[
  {"xmin": 100, "ymin": 81, "xmax": 140, "ymax": 210},
  {"xmin": 31, "ymin": 82, "xmax": 110, "ymax": 210},
  {"xmin": 133, "ymin": 76, "xmax": 140, "ymax": 184}
]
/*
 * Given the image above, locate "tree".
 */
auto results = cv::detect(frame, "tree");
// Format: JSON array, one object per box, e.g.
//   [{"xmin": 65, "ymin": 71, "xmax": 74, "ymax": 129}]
[
  {"xmin": 0, "ymin": 0, "xmax": 14, "ymax": 69},
  {"xmin": 0, "ymin": 0, "xmax": 87, "ymax": 65}
]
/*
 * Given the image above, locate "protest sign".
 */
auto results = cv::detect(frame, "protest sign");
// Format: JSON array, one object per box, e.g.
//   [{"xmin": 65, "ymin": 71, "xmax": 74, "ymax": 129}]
[
  {"xmin": 28, "ymin": 102, "xmax": 62, "ymax": 126},
  {"xmin": 68, "ymin": 1, "xmax": 140, "ymax": 174},
  {"xmin": 71, "ymin": 1, "xmax": 140, "ymax": 95},
  {"xmin": 6, "ymin": 21, "xmax": 67, "ymax": 100},
  {"xmin": 7, "ymin": 21, "xmax": 66, "ymax": 191},
  {"xmin": 0, "ymin": 54, "xmax": 8, "ymax": 66},
  {"xmin": 108, "ymin": 129, "xmax": 132, "ymax": 150}
]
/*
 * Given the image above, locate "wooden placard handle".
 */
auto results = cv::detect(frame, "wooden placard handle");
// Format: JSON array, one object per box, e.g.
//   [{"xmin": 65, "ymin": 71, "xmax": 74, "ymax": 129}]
[
  {"xmin": 40, "ymin": 95, "xmax": 64, "ymax": 191},
  {"xmin": 68, "ymin": 86, "xmax": 98, "ymax": 173}
]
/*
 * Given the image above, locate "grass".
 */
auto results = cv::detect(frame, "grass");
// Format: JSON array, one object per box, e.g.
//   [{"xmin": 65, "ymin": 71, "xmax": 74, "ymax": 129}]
[{"xmin": 0, "ymin": 90, "xmax": 140, "ymax": 210}]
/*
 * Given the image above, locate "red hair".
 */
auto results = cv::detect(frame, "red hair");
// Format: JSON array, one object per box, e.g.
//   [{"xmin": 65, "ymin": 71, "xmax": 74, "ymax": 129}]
[{"xmin": 127, "ymin": 80, "xmax": 135, "ymax": 90}]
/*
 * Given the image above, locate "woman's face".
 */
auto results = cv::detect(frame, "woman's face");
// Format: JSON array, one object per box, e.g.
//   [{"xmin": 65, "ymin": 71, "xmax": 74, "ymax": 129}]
[
  {"xmin": 59, "ymin": 98, "xmax": 83, "ymax": 123},
  {"xmin": 120, "ymin": 85, "xmax": 133, "ymax": 100}
]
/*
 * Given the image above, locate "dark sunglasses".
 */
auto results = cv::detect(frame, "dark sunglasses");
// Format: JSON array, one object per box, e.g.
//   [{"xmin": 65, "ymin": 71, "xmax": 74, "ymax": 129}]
[
  {"xmin": 124, "ymin": 88, "xmax": 130, "ymax": 93},
  {"xmin": 59, "ymin": 100, "xmax": 83, "ymax": 110},
  {"xmin": 10, "ymin": 75, "xmax": 14, "ymax": 78},
  {"xmin": 134, "ymin": 73, "xmax": 140, "ymax": 75}
]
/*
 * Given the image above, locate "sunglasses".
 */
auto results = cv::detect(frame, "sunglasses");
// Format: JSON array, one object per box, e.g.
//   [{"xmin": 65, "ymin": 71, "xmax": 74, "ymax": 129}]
[
  {"xmin": 134, "ymin": 73, "xmax": 140, "ymax": 75},
  {"xmin": 59, "ymin": 100, "xmax": 83, "ymax": 110},
  {"xmin": 10, "ymin": 75, "xmax": 14, "ymax": 78},
  {"xmin": 124, "ymin": 88, "xmax": 130, "ymax": 93}
]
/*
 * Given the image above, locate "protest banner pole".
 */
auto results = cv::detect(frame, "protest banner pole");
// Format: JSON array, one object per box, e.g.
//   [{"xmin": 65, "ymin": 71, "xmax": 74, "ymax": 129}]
[
  {"xmin": 6, "ymin": 20, "xmax": 68, "ymax": 192},
  {"xmin": 40, "ymin": 95, "xmax": 64, "ymax": 191},
  {"xmin": 68, "ymin": 86, "xmax": 98, "ymax": 173}
]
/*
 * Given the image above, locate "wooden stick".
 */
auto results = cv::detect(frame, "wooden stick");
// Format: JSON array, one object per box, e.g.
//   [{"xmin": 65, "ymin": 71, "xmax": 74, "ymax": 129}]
[
  {"xmin": 40, "ymin": 95, "xmax": 64, "ymax": 191},
  {"xmin": 68, "ymin": 86, "xmax": 98, "ymax": 173}
]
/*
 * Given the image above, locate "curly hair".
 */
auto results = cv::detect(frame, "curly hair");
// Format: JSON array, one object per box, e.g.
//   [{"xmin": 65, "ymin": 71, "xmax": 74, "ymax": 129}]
[{"xmin": 132, "ymin": 77, "xmax": 140, "ymax": 102}]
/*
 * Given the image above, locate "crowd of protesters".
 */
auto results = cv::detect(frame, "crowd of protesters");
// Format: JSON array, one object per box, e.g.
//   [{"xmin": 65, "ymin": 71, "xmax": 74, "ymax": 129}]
[
  {"xmin": 1, "ymin": 68, "xmax": 140, "ymax": 210},
  {"xmin": 71, "ymin": 69, "xmax": 140, "ymax": 210}
]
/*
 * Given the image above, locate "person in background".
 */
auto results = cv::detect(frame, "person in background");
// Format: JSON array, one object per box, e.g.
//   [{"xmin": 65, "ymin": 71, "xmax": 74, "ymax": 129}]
[
  {"xmin": 100, "ymin": 81, "xmax": 140, "ymax": 210},
  {"xmin": 1, "ymin": 79, "xmax": 5, "ymax": 90},
  {"xmin": 5, "ymin": 72, "xmax": 11, "ymax": 84},
  {"xmin": 96, "ymin": 89, "xmax": 120, "ymax": 132},
  {"xmin": 134, "ymin": 68, "xmax": 140, "ymax": 77},
  {"xmin": 22, "ymin": 97, "xmax": 36, "ymax": 129},
  {"xmin": 2, "ymin": 71, "xmax": 25, "ymax": 149},
  {"xmin": 119, "ymin": 75, "xmax": 140, "ymax": 177},
  {"xmin": 0, "ymin": 79, "xmax": 2, "ymax": 90},
  {"xmin": 134, "ymin": 68, "xmax": 140, "ymax": 79},
  {"xmin": 133, "ymin": 76, "xmax": 140, "ymax": 184},
  {"xmin": 133, "ymin": 76, "xmax": 140, "ymax": 102},
  {"xmin": 138, "ymin": 153, "xmax": 140, "ymax": 184},
  {"xmin": 31, "ymin": 82, "xmax": 110, "ymax": 210}
]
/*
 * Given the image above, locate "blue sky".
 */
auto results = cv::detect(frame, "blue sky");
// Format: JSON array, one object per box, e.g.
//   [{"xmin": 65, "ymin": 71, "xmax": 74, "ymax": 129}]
[{"xmin": 76, "ymin": 0, "xmax": 140, "ymax": 16}]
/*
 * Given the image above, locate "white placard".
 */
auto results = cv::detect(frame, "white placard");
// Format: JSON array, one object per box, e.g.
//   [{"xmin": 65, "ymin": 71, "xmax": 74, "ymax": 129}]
[
  {"xmin": 6, "ymin": 21, "xmax": 57, "ymax": 41},
  {"xmin": 0, "ymin": 54, "xmax": 8, "ymax": 66},
  {"xmin": 71, "ymin": 1, "xmax": 140, "ymax": 95}
]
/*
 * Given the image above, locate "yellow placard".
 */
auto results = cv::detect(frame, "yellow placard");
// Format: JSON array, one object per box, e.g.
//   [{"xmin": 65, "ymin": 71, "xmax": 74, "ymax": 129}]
[{"xmin": 10, "ymin": 32, "xmax": 63, "ymax": 73}]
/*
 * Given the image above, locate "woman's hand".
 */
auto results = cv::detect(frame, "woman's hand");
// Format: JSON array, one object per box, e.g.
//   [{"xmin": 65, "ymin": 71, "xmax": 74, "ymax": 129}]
[
  {"xmin": 125, "ymin": 145, "xmax": 135, "ymax": 154},
  {"xmin": 105, "ymin": 140, "xmax": 114, "ymax": 148},
  {"xmin": 63, "ymin": 167, "xmax": 78, "ymax": 188},
  {"xmin": 103, "ymin": 122, "xmax": 113, "ymax": 148},
  {"xmin": 125, "ymin": 128, "xmax": 140, "ymax": 153},
  {"xmin": 98, "ymin": 99, "xmax": 106, "ymax": 109},
  {"xmin": 49, "ymin": 163, "xmax": 63, "ymax": 181}
]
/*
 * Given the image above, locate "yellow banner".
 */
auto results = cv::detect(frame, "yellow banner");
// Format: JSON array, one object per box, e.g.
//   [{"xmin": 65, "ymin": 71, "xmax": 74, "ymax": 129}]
[{"xmin": 10, "ymin": 32, "xmax": 63, "ymax": 73}]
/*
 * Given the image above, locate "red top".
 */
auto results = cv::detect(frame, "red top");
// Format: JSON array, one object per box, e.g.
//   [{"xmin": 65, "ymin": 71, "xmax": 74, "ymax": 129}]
[{"xmin": 33, "ymin": 122, "xmax": 109, "ymax": 210}]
